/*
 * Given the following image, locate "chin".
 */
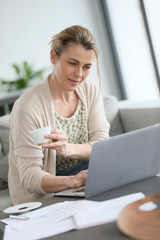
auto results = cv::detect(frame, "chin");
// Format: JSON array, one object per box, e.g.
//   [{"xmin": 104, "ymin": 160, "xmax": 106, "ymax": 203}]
[{"xmin": 67, "ymin": 83, "xmax": 81, "ymax": 90}]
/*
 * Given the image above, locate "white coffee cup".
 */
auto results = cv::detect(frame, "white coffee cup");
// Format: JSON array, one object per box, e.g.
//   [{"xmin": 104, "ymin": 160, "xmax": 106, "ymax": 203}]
[{"xmin": 28, "ymin": 126, "xmax": 52, "ymax": 146}]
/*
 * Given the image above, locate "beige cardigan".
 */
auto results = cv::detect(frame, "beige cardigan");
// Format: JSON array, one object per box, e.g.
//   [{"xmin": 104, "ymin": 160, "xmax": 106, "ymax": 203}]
[{"xmin": 8, "ymin": 76, "xmax": 110, "ymax": 204}]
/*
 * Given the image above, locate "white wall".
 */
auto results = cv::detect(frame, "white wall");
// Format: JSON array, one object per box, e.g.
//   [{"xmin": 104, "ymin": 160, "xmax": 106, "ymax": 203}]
[{"xmin": 0, "ymin": 0, "xmax": 120, "ymax": 98}]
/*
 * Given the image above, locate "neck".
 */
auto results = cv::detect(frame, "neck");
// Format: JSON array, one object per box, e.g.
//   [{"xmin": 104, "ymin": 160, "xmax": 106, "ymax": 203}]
[{"xmin": 49, "ymin": 72, "xmax": 76, "ymax": 103}]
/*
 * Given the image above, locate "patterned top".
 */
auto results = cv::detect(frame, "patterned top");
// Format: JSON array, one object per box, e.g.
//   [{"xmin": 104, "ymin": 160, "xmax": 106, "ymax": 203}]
[{"xmin": 55, "ymin": 99, "xmax": 88, "ymax": 173}]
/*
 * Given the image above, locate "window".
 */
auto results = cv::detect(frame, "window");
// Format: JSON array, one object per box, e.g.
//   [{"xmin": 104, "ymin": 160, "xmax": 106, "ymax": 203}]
[
  {"xmin": 144, "ymin": 0, "xmax": 160, "ymax": 82},
  {"xmin": 102, "ymin": 0, "xmax": 160, "ymax": 100}
]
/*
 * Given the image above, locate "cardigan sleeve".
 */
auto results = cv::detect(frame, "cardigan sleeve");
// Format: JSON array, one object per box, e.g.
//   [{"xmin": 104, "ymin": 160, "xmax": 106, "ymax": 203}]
[
  {"xmin": 11, "ymin": 107, "xmax": 49, "ymax": 194},
  {"xmin": 9, "ymin": 83, "xmax": 55, "ymax": 195}
]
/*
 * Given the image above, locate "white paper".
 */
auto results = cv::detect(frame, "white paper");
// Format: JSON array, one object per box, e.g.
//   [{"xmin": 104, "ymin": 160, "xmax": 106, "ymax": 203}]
[
  {"xmin": 3, "ymin": 225, "xmax": 29, "ymax": 240},
  {"xmin": 2, "ymin": 200, "xmax": 98, "ymax": 232},
  {"xmin": 73, "ymin": 192, "xmax": 156, "ymax": 229},
  {"xmin": 3, "ymin": 217, "xmax": 75, "ymax": 240}
]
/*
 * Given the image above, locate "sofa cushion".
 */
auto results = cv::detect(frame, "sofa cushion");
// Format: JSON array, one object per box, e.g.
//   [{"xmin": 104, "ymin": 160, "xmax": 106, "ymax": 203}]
[
  {"xmin": 103, "ymin": 96, "xmax": 123, "ymax": 136},
  {"xmin": 0, "ymin": 114, "xmax": 10, "ymax": 156},
  {"xmin": 0, "ymin": 179, "xmax": 8, "ymax": 190},
  {"xmin": 0, "ymin": 143, "xmax": 6, "ymax": 188},
  {"xmin": 0, "ymin": 141, "xmax": 4, "ymax": 160},
  {"xmin": 0, "ymin": 115, "xmax": 9, "ymax": 187},
  {"xmin": 119, "ymin": 100, "xmax": 160, "ymax": 132},
  {"xmin": 0, "ymin": 154, "xmax": 9, "ymax": 182}
]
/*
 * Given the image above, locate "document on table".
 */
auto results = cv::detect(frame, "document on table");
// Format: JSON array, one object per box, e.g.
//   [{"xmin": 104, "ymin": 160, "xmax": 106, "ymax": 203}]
[
  {"xmin": 2, "ymin": 200, "xmax": 98, "ymax": 232},
  {"xmin": 74, "ymin": 192, "xmax": 156, "ymax": 229},
  {"xmin": 1, "ymin": 192, "xmax": 156, "ymax": 240},
  {"xmin": 2, "ymin": 200, "xmax": 98, "ymax": 240},
  {"xmin": 3, "ymin": 217, "xmax": 75, "ymax": 240}
]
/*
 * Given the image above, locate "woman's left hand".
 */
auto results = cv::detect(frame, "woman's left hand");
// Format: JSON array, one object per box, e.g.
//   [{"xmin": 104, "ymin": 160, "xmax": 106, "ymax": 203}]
[{"xmin": 42, "ymin": 128, "xmax": 71, "ymax": 157}]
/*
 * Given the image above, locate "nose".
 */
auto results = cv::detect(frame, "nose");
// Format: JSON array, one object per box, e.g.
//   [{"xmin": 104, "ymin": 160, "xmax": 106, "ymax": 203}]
[{"xmin": 74, "ymin": 67, "xmax": 83, "ymax": 79}]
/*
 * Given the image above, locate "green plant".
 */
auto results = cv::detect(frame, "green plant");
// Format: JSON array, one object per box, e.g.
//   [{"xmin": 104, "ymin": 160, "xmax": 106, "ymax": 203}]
[{"xmin": 0, "ymin": 61, "xmax": 46, "ymax": 91}]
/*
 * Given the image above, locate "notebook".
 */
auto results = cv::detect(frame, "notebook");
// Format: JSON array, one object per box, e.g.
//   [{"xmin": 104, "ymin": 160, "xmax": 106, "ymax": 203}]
[{"xmin": 54, "ymin": 124, "xmax": 160, "ymax": 197}]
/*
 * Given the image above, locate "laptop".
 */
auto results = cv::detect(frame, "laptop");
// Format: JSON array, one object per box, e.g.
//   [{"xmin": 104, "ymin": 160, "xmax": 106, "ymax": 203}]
[{"xmin": 54, "ymin": 124, "xmax": 160, "ymax": 198}]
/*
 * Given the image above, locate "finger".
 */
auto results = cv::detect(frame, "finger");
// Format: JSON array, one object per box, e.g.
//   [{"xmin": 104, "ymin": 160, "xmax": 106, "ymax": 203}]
[
  {"xmin": 76, "ymin": 169, "xmax": 88, "ymax": 176},
  {"xmin": 42, "ymin": 141, "xmax": 66, "ymax": 148},
  {"xmin": 80, "ymin": 169, "xmax": 88, "ymax": 174},
  {"xmin": 44, "ymin": 133, "xmax": 67, "ymax": 141},
  {"xmin": 51, "ymin": 128, "xmax": 65, "ymax": 135}
]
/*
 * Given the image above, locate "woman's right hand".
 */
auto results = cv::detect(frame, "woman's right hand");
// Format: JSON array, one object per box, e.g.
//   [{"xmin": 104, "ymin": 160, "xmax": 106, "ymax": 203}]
[{"xmin": 69, "ymin": 169, "xmax": 88, "ymax": 188}]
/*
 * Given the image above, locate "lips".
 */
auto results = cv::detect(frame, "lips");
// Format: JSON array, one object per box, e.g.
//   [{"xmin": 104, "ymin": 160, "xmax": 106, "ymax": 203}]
[{"xmin": 68, "ymin": 78, "xmax": 80, "ymax": 85}]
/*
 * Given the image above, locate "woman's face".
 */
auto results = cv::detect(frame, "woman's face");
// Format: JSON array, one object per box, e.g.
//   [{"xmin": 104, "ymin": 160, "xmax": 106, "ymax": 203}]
[{"xmin": 50, "ymin": 43, "xmax": 95, "ymax": 91}]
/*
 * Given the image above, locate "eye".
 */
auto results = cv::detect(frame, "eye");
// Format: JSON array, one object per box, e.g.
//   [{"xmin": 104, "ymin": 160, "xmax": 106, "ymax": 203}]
[
  {"xmin": 83, "ymin": 65, "xmax": 91, "ymax": 70},
  {"xmin": 69, "ymin": 62, "xmax": 76, "ymax": 65}
]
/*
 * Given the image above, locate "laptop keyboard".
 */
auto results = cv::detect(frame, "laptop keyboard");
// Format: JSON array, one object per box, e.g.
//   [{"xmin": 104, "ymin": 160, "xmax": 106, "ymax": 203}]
[
  {"xmin": 73, "ymin": 188, "xmax": 85, "ymax": 193},
  {"xmin": 73, "ymin": 187, "xmax": 85, "ymax": 196}
]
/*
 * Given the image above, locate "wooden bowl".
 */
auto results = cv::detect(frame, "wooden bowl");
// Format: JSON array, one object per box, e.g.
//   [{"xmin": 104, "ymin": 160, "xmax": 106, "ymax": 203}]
[{"xmin": 117, "ymin": 193, "xmax": 160, "ymax": 240}]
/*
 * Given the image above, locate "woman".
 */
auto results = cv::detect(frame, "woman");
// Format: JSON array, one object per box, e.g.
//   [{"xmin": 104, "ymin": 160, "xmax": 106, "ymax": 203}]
[{"xmin": 8, "ymin": 25, "xmax": 110, "ymax": 205}]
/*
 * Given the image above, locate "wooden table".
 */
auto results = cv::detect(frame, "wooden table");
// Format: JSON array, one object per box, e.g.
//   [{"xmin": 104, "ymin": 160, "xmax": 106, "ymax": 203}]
[{"xmin": 0, "ymin": 176, "xmax": 159, "ymax": 240}]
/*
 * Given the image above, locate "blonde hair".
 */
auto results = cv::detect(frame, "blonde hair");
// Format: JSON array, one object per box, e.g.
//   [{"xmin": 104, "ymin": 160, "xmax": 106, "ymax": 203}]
[{"xmin": 49, "ymin": 25, "xmax": 101, "ymax": 89}]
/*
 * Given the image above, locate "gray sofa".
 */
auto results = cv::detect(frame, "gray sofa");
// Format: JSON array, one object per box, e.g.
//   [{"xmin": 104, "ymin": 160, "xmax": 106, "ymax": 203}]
[{"xmin": 1, "ymin": 95, "xmax": 160, "ymax": 191}]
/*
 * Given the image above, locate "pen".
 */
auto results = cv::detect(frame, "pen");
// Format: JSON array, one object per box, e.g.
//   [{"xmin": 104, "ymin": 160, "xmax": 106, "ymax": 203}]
[{"xmin": 9, "ymin": 215, "xmax": 30, "ymax": 220}]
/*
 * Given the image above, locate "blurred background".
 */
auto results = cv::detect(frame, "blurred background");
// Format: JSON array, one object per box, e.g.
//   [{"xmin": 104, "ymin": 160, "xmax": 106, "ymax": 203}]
[{"xmin": 0, "ymin": 0, "xmax": 160, "ymax": 115}]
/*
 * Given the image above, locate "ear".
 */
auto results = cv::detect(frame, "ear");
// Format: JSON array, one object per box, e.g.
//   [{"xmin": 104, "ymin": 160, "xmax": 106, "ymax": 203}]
[{"xmin": 50, "ymin": 49, "xmax": 57, "ymax": 64}]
